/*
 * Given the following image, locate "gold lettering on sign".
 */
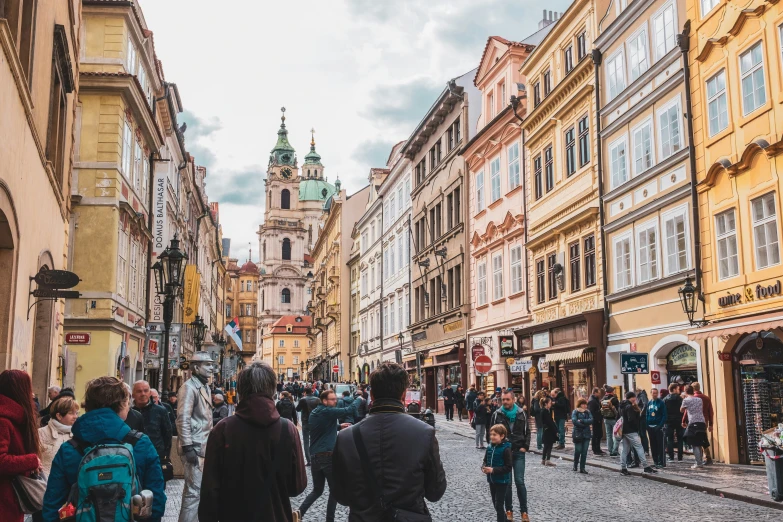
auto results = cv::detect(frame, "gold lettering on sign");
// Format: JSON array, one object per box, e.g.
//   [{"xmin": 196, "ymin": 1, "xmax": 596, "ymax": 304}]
[
  {"xmin": 745, "ymin": 287, "xmax": 755, "ymax": 302},
  {"xmin": 443, "ymin": 319, "xmax": 464, "ymax": 333}
]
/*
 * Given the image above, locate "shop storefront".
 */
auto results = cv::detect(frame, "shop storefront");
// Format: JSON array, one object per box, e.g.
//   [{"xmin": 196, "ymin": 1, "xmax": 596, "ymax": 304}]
[
  {"xmin": 418, "ymin": 343, "xmax": 467, "ymax": 412},
  {"xmin": 515, "ymin": 310, "xmax": 606, "ymax": 403},
  {"xmin": 665, "ymin": 344, "xmax": 699, "ymax": 386}
]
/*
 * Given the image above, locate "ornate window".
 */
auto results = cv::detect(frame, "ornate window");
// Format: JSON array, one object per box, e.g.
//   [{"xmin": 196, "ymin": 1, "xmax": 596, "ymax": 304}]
[
  {"xmin": 282, "ymin": 238, "xmax": 291, "ymax": 261},
  {"xmin": 281, "ymin": 288, "xmax": 291, "ymax": 304}
]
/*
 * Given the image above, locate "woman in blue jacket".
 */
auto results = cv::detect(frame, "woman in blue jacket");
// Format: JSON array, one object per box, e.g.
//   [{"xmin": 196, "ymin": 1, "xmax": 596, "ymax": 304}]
[
  {"xmin": 42, "ymin": 376, "xmax": 166, "ymax": 522},
  {"xmin": 571, "ymin": 398, "xmax": 593, "ymax": 473}
]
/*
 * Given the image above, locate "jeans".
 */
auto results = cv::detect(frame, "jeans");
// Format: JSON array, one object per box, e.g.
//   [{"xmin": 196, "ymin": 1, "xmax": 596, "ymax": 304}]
[
  {"xmin": 666, "ymin": 424, "xmax": 684, "ymax": 460},
  {"xmin": 573, "ymin": 439, "xmax": 589, "ymax": 470},
  {"xmin": 535, "ymin": 419, "xmax": 543, "ymax": 450},
  {"xmin": 604, "ymin": 418, "xmax": 618, "ymax": 455},
  {"xmin": 542, "ymin": 440, "xmax": 554, "ymax": 461},
  {"xmin": 298, "ymin": 452, "xmax": 336, "ymax": 521},
  {"xmin": 647, "ymin": 425, "xmax": 665, "ymax": 466},
  {"xmin": 302, "ymin": 425, "xmax": 311, "ymax": 463},
  {"xmin": 639, "ymin": 414, "xmax": 649, "ymax": 453},
  {"xmin": 445, "ymin": 402, "xmax": 454, "ymax": 420},
  {"xmin": 692, "ymin": 443, "xmax": 704, "ymax": 466},
  {"xmin": 457, "ymin": 405, "xmax": 464, "ymax": 421},
  {"xmin": 504, "ymin": 452, "xmax": 528, "ymax": 514},
  {"xmin": 591, "ymin": 421, "xmax": 603, "ymax": 454},
  {"xmin": 476, "ymin": 424, "xmax": 487, "ymax": 447},
  {"xmin": 489, "ymin": 482, "xmax": 508, "ymax": 522},
  {"xmin": 621, "ymin": 432, "xmax": 648, "ymax": 470},
  {"xmin": 556, "ymin": 418, "xmax": 566, "ymax": 446}
]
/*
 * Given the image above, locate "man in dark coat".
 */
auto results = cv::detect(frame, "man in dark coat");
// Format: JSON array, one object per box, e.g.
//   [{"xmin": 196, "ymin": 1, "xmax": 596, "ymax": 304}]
[
  {"xmin": 212, "ymin": 394, "xmax": 230, "ymax": 425},
  {"xmin": 200, "ymin": 362, "xmax": 306, "ymax": 522},
  {"xmin": 442, "ymin": 384, "xmax": 455, "ymax": 421},
  {"xmin": 295, "ymin": 388, "xmax": 320, "ymax": 465},
  {"xmin": 275, "ymin": 391, "xmax": 297, "ymax": 425},
  {"xmin": 587, "ymin": 387, "xmax": 605, "ymax": 455},
  {"xmin": 551, "ymin": 388, "xmax": 570, "ymax": 449},
  {"xmin": 133, "ymin": 380, "xmax": 172, "ymax": 460},
  {"xmin": 161, "ymin": 391, "xmax": 178, "ymax": 436},
  {"xmin": 331, "ymin": 362, "xmax": 447, "ymax": 520}
]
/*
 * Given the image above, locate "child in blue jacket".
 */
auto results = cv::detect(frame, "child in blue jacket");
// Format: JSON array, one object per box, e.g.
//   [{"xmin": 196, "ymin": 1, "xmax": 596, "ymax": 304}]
[{"xmin": 482, "ymin": 424, "xmax": 513, "ymax": 522}]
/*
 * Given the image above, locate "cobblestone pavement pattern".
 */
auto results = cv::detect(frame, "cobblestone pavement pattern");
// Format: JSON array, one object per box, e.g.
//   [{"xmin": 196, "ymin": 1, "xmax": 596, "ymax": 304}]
[{"xmin": 163, "ymin": 420, "xmax": 781, "ymax": 521}]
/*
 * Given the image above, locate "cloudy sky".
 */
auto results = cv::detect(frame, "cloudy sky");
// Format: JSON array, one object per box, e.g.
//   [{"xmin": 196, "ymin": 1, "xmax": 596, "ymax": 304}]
[{"xmin": 141, "ymin": 0, "xmax": 568, "ymax": 262}]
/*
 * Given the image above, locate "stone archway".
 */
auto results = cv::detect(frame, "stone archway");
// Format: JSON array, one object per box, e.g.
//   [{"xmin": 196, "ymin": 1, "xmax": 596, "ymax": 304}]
[
  {"xmin": 0, "ymin": 183, "xmax": 19, "ymax": 372},
  {"xmin": 31, "ymin": 252, "xmax": 56, "ymax": 401},
  {"xmin": 648, "ymin": 334, "xmax": 703, "ymax": 387}
]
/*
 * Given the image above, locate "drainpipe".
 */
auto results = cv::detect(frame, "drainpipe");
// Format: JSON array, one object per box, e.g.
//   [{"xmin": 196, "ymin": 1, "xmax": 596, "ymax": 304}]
[
  {"xmin": 510, "ymin": 102, "xmax": 530, "ymax": 317},
  {"xmin": 380, "ymin": 195, "xmax": 384, "ymax": 358},
  {"xmin": 592, "ymin": 50, "xmax": 610, "ymax": 369}
]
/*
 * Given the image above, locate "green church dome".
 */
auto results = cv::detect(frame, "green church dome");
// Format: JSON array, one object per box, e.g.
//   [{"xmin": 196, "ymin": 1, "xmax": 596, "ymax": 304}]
[{"xmin": 299, "ymin": 179, "xmax": 336, "ymax": 202}]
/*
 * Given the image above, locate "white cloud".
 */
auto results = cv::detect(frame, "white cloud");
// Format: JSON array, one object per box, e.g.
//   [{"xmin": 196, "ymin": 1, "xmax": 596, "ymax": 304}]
[{"xmin": 138, "ymin": 0, "xmax": 569, "ymax": 261}]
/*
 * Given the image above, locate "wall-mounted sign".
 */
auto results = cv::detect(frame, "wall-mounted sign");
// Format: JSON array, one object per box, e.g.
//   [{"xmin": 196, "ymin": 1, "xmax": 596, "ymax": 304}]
[
  {"xmin": 33, "ymin": 288, "xmax": 80, "ymax": 299},
  {"xmin": 718, "ymin": 352, "xmax": 731, "ymax": 362},
  {"xmin": 532, "ymin": 332, "xmax": 550, "ymax": 350},
  {"xmin": 621, "ymin": 353, "xmax": 649, "ymax": 374},
  {"xmin": 650, "ymin": 370, "xmax": 661, "ymax": 384},
  {"xmin": 718, "ymin": 292, "xmax": 742, "ymax": 307},
  {"xmin": 538, "ymin": 359, "xmax": 549, "ymax": 373},
  {"xmin": 756, "ymin": 280, "xmax": 781, "ymax": 299},
  {"xmin": 509, "ymin": 358, "xmax": 533, "ymax": 374},
  {"xmin": 499, "ymin": 336, "xmax": 514, "ymax": 357},
  {"xmin": 668, "ymin": 345, "xmax": 697, "ymax": 368},
  {"xmin": 65, "ymin": 333, "xmax": 91, "ymax": 345},
  {"xmin": 719, "ymin": 280, "xmax": 782, "ymax": 307},
  {"xmin": 147, "ymin": 339, "xmax": 159, "ymax": 357},
  {"xmin": 412, "ymin": 331, "xmax": 427, "ymax": 342},
  {"xmin": 630, "ymin": 342, "xmax": 637, "ymax": 353},
  {"xmin": 34, "ymin": 269, "xmax": 80, "ymax": 289},
  {"xmin": 471, "ymin": 345, "xmax": 485, "ymax": 361},
  {"xmin": 474, "ymin": 355, "xmax": 492, "ymax": 374},
  {"xmin": 443, "ymin": 319, "xmax": 464, "ymax": 334}
]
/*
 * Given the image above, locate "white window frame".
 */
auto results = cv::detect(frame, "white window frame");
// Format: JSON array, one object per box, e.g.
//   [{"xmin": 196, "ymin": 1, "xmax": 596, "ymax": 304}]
[
  {"xmin": 490, "ymin": 156, "xmax": 501, "ymax": 202},
  {"xmin": 125, "ymin": 36, "xmax": 137, "ymax": 74},
  {"xmin": 510, "ymin": 245, "xmax": 523, "ymax": 294},
  {"xmin": 121, "ymin": 121, "xmax": 134, "ymax": 178},
  {"xmin": 609, "ymin": 135, "xmax": 629, "ymax": 189},
  {"xmin": 389, "ymin": 296, "xmax": 396, "ymax": 334},
  {"xmin": 706, "ymin": 69, "xmax": 729, "ymax": 137},
  {"xmin": 477, "ymin": 261, "xmax": 487, "ymax": 306},
  {"xmin": 751, "ymin": 192, "xmax": 781, "ymax": 270},
  {"xmin": 739, "ymin": 41, "xmax": 767, "ymax": 116},
  {"xmin": 631, "ymin": 118, "xmax": 654, "ymax": 176},
  {"xmin": 701, "ymin": 0, "xmax": 719, "ymax": 18},
  {"xmin": 652, "ymin": 2, "xmax": 677, "ymax": 60},
  {"xmin": 715, "ymin": 209, "xmax": 739, "ymax": 280},
  {"xmin": 636, "ymin": 219, "xmax": 659, "ymax": 284},
  {"xmin": 662, "ymin": 204, "xmax": 692, "ymax": 276},
  {"xmin": 627, "ymin": 25, "xmax": 649, "ymax": 82},
  {"xmin": 657, "ymin": 97, "xmax": 683, "ymax": 160},
  {"xmin": 508, "ymin": 143, "xmax": 520, "ymax": 190},
  {"xmin": 476, "ymin": 171, "xmax": 485, "ymax": 213},
  {"xmin": 606, "ymin": 49, "xmax": 626, "ymax": 100},
  {"xmin": 492, "ymin": 252, "xmax": 504, "ymax": 301},
  {"xmin": 614, "ymin": 232, "xmax": 634, "ymax": 291}
]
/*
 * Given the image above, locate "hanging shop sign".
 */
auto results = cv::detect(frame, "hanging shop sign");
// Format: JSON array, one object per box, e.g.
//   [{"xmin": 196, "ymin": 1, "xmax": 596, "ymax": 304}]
[
  {"xmin": 538, "ymin": 359, "xmax": 549, "ymax": 373},
  {"xmin": 147, "ymin": 338, "xmax": 159, "ymax": 357},
  {"xmin": 471, "ymin": 345, "xmax": 486, "ymax": 361},
  {"xmin": 668, "ymin": 345, "xmax": 697, "ymax": 368},
  {"xmin": 509, "ymin": 358, "xmax": 533, "ymax": 374},
  {"xmin": 65, "ymin": 333, "xmax": 91, "ymax": 345},
  {"xmin": 32, "ymin": 288, "xmax": 80, "ymax": 299},
  {"xmin": 182, "ymin": 265, "xmax": 200, "ymax": 323},
  {"xmin": 621, "ymin": 353, "xmax": 649, "ymax": 374},
  {"xmin": 34, "ymin": 269, "xmax": 80, "ymax": 289},
  {"xmin": 499, "ymin": 336, "xmax": 514, "ymax": 357}
]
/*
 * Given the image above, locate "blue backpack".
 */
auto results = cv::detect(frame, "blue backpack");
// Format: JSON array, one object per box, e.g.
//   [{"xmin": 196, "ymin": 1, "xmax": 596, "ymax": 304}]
[{"xmin": 68, "ymin": 430, "xmax": 142, "ymax": 522}]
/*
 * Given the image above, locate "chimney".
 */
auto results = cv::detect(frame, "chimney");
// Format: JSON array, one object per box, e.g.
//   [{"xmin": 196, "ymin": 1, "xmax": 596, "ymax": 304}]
[{"xmin": 539, "ymin": 10, "xmax": 563, "ymax": 29}]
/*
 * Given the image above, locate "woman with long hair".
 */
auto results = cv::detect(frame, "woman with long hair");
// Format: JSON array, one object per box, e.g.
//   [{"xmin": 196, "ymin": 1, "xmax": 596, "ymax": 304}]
[
  {"xmin": 0, "ymin": 370, "xmax": 43, "ymax": 522},
  {"xmin": 539, "ymin": 396, "xmax": 558, "ymax": 467},
  {"xmin": 531, "ymin": 390, "xmax": 545, "ymax": 450}
]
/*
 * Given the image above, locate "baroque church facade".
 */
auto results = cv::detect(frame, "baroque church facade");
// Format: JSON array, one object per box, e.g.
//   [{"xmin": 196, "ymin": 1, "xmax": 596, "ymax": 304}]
[{"xmin": 257, "ymin": 109, "xmax": 337, "ymax": 329}]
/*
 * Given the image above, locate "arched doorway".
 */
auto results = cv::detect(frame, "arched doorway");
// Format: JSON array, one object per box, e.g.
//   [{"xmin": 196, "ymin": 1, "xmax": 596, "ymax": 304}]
[
  {"xmin": 648, "ymin": 334, "xmax": 703, "ymax": 387},
  {"xmin": 31, "ymin": 253, "xmax": 56, "ymax": 402},
  {"xmin": 0, "ymin": 185, "xmax": 19, "ymax": 372},
  {"xmin": 731, "ymin": 331, "xmax": 783, "ymax": 464},
  {"xmin": 362, "ymin": 363, "xmax": 370, "ymax": 383}
]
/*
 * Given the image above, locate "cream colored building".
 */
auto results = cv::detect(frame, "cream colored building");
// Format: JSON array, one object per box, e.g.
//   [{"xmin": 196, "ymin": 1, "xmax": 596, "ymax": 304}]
[
  {"xmin": 261, "ymin": 315, "xmax": 311, "ymax": 381},
  {"xmin": 0, "ymin": 0, "xmax": 79, "ymax": 401}
]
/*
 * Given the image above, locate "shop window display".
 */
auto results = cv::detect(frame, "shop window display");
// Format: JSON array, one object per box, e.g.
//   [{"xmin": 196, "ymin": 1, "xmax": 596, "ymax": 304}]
[{"xmin": 667, "ymin": 344, "xmax": 698, "ymax": 385}]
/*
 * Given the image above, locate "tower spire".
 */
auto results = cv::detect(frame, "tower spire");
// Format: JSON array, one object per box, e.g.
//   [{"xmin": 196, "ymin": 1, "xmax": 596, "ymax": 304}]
[{"xmin": 310, "ymin": 127, "xmax": 315, "ymax": 147}]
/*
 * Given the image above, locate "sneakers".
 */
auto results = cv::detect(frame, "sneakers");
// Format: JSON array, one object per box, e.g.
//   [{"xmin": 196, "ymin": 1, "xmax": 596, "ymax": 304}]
[
  {"xmin": 691, "ymin": 464, "xmax": 705, "ymax": 469},
  {"xmin": 620, "ymin": 468, "xmax": 630, "ymax": 476},
  {"xmin": 643, "ymin": 466, "xmax": 658, "ymax": 474}
]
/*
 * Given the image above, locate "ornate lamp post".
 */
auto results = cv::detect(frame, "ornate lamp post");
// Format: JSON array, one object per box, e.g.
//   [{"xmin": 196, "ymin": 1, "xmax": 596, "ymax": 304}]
[
  {"xmin": 151, "ymin": 234, "xmax": 188, "ymax": 392},
  {"xmin": 189, "ymin": 315, "xmax": 207, "ymax": 351},
  {"xmin": 678, "ymin": 276, "xmax": 706, "ymax": 326}
]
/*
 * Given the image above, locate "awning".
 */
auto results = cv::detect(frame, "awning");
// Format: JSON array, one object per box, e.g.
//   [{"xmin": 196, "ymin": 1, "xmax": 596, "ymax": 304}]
[
  {"xmin": 545, "ymin": 349, "xmax": 584, "ymax": 363},
  {"xmin": 688, "ymin": 311, "xmax": 783, "ymax": 340},
  {"xmin": 429, "ymin": 346, "xmax": 457, "ymax": 357},
  {"xmin": 307, "ymin": 364, "xmax": 318, "ymax": 373}
]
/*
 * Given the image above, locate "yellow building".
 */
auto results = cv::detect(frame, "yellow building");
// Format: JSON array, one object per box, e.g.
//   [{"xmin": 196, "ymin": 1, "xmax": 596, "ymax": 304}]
[
  {"xmin": 0, "ymin": 0, "xmax": 79, "ymax": 400},
  {"xmin": 517, "ymin": 0, "xmax": 605, "ymax": 405},
  {"xmin": 65, "ymin": 0, "xmax": 163, "ymax": 395},
  {"xmin": 225, "ymin": 257, "xmax": 259, "ymax": 366},
  {"xmin": 261, "ymin": 315, "xmax": 311, "ymax": 381},
  {"xmin": 688, "ymin": 0, "xmax": 783, "ymax": 464}
]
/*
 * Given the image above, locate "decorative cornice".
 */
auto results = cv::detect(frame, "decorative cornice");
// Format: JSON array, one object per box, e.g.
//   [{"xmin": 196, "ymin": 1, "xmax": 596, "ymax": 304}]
[
  {"xmin": 522, "ymin": 58, "xmax": 593, "ymax": 135},
  {"xmin": 699, "ymin": 137, "xmax": 783, "ymax": 190},
  {"xmin": 527, "ymin": 192, "xmax": 599, "ymax": 246},
  {"xmin": 696, "ymin": 3, "xmax": 768, "ymax": 62}
]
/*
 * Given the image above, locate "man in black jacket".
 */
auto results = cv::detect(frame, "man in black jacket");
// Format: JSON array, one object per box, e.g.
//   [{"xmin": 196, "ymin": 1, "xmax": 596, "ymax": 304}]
[
  {"xmin": 442, "ymin": 384, "xmax": 455, "ymax": 421},
  {"xmin": 551, "ymin": 388, "xmax": 570, "ymax": 449},
  {"xmin": 663, "ymin": 382, "xmax": 684, "ymax": 461},
  {"xmin": 587, "ymin": 387, "xmax": 605, "ymax": 456},
  {"xmin": 295, "ymin": 387, "xmax": 320, "ymax": 465},
  {"xmin": 490, "ymin": 390, "xmax": 531, "ymax": 521},
  {"xmin": 332, "ymin": 363, "xmax": 447, "ymax": 520},
  {"xmin": 133, "ymin": 380, "xmax": 172, "ymax": 460}
]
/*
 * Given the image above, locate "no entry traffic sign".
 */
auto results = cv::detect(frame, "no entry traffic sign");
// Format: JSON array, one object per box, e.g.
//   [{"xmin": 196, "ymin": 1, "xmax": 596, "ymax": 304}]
[
  {"xmin": 332, "ymin": 364, "xmax": 339, "ymax": 373},
  {"xmin": 474, "ymin": 355, "xmax": 492, "ymax": 374}
]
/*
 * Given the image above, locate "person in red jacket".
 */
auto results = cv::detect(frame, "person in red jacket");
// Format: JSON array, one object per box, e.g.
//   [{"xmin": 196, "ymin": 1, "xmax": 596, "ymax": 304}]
[
  {"xmin": 0, "ymin": 370, "xmax": 42, "ymax": 522},
  {"xmin": 681, "ymin": 381, "xmax": 714, "ymax": 465}
]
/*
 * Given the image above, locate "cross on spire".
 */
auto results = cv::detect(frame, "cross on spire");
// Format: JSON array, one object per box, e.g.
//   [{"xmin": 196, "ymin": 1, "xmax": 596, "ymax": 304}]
[{"xmin": 310, "ymin": 127, "xmax": 316, "ymax": 146}]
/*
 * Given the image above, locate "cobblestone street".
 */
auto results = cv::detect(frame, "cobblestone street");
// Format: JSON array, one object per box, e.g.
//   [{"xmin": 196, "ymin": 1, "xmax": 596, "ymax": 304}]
[{"xmin": 163, "ymin": 418, "xmax": 783, "ymax": 521}]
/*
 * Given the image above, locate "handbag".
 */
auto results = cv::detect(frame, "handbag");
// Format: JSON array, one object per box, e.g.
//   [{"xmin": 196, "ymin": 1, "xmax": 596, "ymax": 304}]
[
  {"xmin": 12, "ymin": 471, "xmax": 48, "ymax": 514},
  {"xmin": 353, "ymin": 427, "xmax": 432, "ymax": 521},
  {"xmin": 161, "ymin": 455, "xmax": 174, "ymax": 481}
]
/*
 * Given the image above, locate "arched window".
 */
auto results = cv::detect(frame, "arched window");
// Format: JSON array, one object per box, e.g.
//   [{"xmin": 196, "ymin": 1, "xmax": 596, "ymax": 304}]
[
  {"xmin": 281, "ymin": 189, "xmax": 291, "ymax": 209},
  {"xmin": 282, "ymin": 238, "xmax": 291, "ymax": 260},
  {"xmin": 281, "ymin": 288, "xmax": 291, "ymax": 304},
  {"xmin": 307, "ymin": 169, "xmax": 311, "ymax": 178}
]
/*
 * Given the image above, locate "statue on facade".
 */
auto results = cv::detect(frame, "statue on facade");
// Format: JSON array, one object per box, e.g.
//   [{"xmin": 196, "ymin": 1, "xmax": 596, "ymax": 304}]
[{"xmin": 176, "ymin": 351, "xmax": 215, "ymax": 522}]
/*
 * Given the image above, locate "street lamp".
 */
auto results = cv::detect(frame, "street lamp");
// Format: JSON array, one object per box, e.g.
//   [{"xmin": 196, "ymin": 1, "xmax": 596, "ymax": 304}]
[
  {"xmin": 151, "ymin": 234, "xmax": 188, "ymax": 392},
  {"xmin": 678, "ymin": 276, "xmax": 706, "ymax": 326},
  {"xmin": 189, "ymin": 315, "xmax": 207, "ymax": 351}
]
